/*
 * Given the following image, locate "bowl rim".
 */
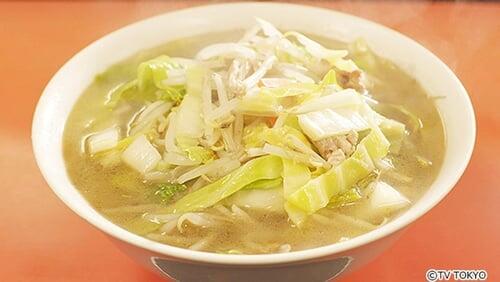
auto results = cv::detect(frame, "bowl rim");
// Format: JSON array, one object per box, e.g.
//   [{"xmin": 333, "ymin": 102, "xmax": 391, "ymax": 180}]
[{"xmin": 32, "ymin": 2, "xmax": 476, "ymax": 265}]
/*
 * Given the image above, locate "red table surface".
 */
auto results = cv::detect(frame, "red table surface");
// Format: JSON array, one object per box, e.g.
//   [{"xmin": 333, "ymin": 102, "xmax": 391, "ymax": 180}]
[{"xmin": 0, "ymin": 1, "xmax": 498, "ymax": 281}]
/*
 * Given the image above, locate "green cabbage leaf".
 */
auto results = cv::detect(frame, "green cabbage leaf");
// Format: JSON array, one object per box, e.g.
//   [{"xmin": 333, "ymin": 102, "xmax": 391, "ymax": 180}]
[
  {"xmin": 106, "ymin": 55, "xmax": 188, "ymax": 108},
  {"xmin": 286, "ymin": 127, "xmax": 389, "ymax": 214},
  {"xmin": 167, "ymin": 155, "xmax": 283, "ymax": 213},
  {"xmin": 282, "ymin": 159, "xmax": 311, "ymax": 226}
]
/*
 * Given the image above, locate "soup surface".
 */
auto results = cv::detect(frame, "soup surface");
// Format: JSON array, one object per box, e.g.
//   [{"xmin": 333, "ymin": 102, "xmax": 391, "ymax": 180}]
[{"xmin": 64, "ymin": 22, "xmax": 444, "ymax": 254}]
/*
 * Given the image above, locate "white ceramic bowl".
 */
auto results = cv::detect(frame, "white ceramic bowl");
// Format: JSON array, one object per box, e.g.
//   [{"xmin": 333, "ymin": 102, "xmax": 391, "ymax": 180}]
[{"xmin": 32, "ymin": 3, "xmax": 475, "ymax": 281}]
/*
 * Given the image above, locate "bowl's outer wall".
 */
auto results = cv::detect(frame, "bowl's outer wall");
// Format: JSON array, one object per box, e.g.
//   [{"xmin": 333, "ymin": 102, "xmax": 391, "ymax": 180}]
[
  {"xmin": 114, "ymin": 231, "xmax": 404, "ymax": 281},
  {"xmin": 32, "ymin": 1, "xmax": 475, "ymax": 278}
]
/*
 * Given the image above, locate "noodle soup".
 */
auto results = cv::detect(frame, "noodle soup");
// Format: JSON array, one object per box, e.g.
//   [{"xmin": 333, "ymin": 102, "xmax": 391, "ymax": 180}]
[{"xmin": 63, "ymin": 20, "xmax": 444, "ymax": 254}]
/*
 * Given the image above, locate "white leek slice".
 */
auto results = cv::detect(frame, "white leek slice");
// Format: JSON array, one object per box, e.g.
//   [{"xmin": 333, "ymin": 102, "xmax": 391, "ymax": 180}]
[
  {"xmin": 368, "ymin": 181, "xmax": 410, "ymax": 213},
  {"xmin": 298, "ymin": 108, "xmax": 370, "ymax": 141},
  {"xmin": 87, "ymin": 127, "xmax": 119, "ymax": 154},
  {"xmin": 121, "ymin": 135, "xmax": 161, "ymax": 174}
]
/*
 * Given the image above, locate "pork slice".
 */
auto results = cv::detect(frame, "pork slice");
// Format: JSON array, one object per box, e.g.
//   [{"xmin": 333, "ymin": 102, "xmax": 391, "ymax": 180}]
[
  {"xmin": 313, "ymin": 131, "xmax": 359, "ymax": 166},
  {"xmin": 337, "ymin": 70, "xmax": 365, "ymax": 92}
]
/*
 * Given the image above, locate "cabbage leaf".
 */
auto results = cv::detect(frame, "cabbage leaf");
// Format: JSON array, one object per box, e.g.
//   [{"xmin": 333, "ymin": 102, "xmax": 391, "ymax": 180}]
[
  {"xmin": 168, "ymin": 155, "xmax": 283, "ymax": 213},
  {"xmin": 282, "ymin": 159, "xmax": 311, "ymax": 198},
  {"xmin": 282, "ymin": 159, "xmax": 311, "ymax": 226},
  {"xmin": 243, "ymin": 178, "xmax": 283, "ymax": 190},
  {"xmin": 298, "ymin": 108, "xmax": 371, "ymax": 141},
  {"xmin": 319, "ymin": 69, "xmax": 338, "ymax": 87},
  {"xmin": 379, "ymin": 118, "xmax": 406, "ymax": 153},
  {"xmin": 286, "ymin": 127, "xmax": 389, "ymax": 214},
  {"xmin": 236, "ymin": 92, "xmax": 283, "ymax": 116},
  {"xmin": 137, "ymin": 55, "xmax": 181, "ymax": 91},
  {"xmin": 243, "ymin": 123, "xmax": 311, "ymax": 150},
  {"xmin": 327, "ymin": 188, "xmax": 362, "ymax": 208},
  {"xmin": 183, "ymin": 146, "xmax": 215, "ymax": 164},
  {"xmin": 106, "ymin": 55, "xmax": 187, "ymax": 108},
  {"xmin": 284, "ymin": 31, "xmax": 358, "ymax": 72}
]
